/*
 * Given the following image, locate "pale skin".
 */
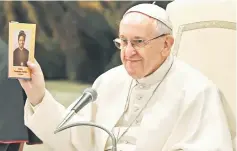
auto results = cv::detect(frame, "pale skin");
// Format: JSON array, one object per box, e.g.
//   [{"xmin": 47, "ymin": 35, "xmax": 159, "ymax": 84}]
[
  {"xmin": 19, "ymin": 12, "xmax": 174, "ymax": 106},
  {"xmin": 119, "ymin": 12, "xmax": 174, "ymax": 79}
]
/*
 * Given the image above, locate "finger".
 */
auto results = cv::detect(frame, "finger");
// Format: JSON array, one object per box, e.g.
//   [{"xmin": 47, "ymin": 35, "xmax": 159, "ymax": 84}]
[
  {"xmin": 18, "ymin": 79, "xmax": 26, "ymax": 85},
  {"xmin": 18, "ymin": 79, "xmax": 32, "ymax": 89}
]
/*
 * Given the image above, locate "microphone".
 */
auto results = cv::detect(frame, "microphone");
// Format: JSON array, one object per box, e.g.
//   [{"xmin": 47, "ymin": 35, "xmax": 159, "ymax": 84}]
[
  {"xmin": 56, "ymin": 88, "xmax": 98, "ymax": 129},
  {"xmin": 54, "ymin": 87, "xmax": 118, "ymax": 151}
]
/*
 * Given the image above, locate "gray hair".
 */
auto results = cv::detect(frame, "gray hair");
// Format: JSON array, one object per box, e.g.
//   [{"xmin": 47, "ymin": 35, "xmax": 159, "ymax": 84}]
[{"xmin": 155, "ymin": 20, "xmax": 172, "ymax": 36}]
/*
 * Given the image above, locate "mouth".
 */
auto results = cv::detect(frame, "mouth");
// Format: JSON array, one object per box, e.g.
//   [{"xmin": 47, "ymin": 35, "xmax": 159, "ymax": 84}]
[{"xmin": 125, "ymin": 58, "xmax": 142, "ymax": 62}]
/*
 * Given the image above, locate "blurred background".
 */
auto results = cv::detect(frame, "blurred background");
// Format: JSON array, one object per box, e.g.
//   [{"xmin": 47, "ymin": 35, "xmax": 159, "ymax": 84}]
[
  {"xmin": 0, "ymin": 1, "xmax": 172, "ymax": 83},
  {"xmin": 0, "ymin": 1, "xmax": 173, "ymax": 151}
]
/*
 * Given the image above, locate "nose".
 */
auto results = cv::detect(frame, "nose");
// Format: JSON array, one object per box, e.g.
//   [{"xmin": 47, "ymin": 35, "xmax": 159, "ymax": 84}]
[{"xmin": 124, "ymin": 42, "xmax": 136, "ymax": 57}]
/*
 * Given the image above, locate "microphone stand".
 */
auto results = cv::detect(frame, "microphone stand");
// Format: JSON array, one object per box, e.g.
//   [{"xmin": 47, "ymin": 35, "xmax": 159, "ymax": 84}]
[{"xmin": 54, "ymin": 122, "xmax": 117, "ymax": 151}]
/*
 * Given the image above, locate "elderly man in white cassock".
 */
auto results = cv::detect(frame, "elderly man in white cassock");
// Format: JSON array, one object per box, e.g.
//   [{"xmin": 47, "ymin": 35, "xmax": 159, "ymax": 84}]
[{"xmin": 19, "ymin": 3, "xmax": 233, "ymax": 151}]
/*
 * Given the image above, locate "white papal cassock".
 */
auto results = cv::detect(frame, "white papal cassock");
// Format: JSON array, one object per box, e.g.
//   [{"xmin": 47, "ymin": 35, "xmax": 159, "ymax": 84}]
[
  {"xmin": 24, "ymin": 1, "xmax": 234, "ymax": 151},
  {"xmin": 24, "ymin": 53, "xmax": 233, "ymax": 151}
]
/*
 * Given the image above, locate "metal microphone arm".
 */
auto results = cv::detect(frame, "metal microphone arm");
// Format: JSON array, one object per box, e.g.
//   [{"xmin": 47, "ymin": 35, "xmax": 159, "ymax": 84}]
[{"xmin": 54, "ymin": 122, "xmax": 117, "ymax": 151}]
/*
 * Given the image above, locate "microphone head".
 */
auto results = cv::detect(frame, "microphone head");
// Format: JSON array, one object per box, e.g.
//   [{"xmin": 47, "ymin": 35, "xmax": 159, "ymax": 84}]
[{"xmin": 83, "ymin": 88, "xmax": 98, "ymax": 102}]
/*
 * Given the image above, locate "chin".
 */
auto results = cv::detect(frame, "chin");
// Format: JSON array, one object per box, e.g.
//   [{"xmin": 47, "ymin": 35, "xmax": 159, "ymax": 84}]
[
  {"xmin": 123, "ymin": 63, "xmax": 144, "ymax": 78},
  {"xmin": 125, "ymin": 69, "xmax": 143, "ymax": 79}
]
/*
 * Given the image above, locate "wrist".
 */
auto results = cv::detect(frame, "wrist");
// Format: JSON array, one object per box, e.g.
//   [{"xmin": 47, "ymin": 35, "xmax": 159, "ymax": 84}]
[{"xmin": 31, "ymin": 89, "xmax": 45, "ymax": 106}]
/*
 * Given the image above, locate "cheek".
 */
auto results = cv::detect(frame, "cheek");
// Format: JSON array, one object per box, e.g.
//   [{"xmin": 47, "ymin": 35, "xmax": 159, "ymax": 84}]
[
  {"xmin": 120, "ymin": 50, "xmax": 125, "ymax": 63},
  {"xmin": 141, "ymin": 48, "xmax": 160, "ymax": 67}
]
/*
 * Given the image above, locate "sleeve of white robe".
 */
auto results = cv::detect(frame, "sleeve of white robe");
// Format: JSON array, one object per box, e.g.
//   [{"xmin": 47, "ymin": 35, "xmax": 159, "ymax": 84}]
[
  {"xmin": 167, "ymin": 83, "xmax": 233, "ymax": 151},
  {"xmin": 24, "ymin": 76, "xmax": 102, "ymax": 151},
  {"xmin": 24, "ymin": 89, "xmax": 95, "ymax": 151}
]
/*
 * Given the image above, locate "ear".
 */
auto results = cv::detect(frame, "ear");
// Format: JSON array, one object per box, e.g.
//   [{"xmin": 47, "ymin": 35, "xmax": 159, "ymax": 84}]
[{"xmin": 161, "ymin": 35, "xmax": 174, "ymax": 56}]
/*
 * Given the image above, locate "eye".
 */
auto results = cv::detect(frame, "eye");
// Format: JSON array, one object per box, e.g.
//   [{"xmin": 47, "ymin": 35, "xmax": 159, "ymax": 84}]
[
  {"xmin": 136, "ymin": 39, "xmax": 144, "ymax": 43},
  {"xmin": 120, "ymin": 39, "xmax": 128, "ymax": 45},
  {"xmin": 132, "ymin": 39, "xmax": 144, "ymax": 45},
  {"xmin": 121, "ymin": 39, "xmax": 127, "ymax": 42},
  {"xmin": 133, "ymin": 39, "xmax": 144, "ymax": 43}
]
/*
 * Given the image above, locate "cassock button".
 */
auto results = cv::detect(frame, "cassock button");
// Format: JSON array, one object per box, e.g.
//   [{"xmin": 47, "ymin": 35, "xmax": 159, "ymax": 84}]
[
  {"xmin": 133, "ymin": 104, "xmax": 140, "ymax": 112},
  {"xmin": 139, "ymin": 85, "xmax": 144, "ymax": 89},
  {"xmin": 136, "ymin": 95, "xmax": 143, "ymax": 100},
  {"xmin": 123, "ymin": 140, "xmax": 128, "ymax": 144},
  {"xmin": 138, "ymin": 84, "xmax": 150, "ymax": 89}
]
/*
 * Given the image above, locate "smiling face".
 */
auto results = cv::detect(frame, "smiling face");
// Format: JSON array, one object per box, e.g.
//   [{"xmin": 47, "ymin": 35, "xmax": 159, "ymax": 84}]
[
  {"xmin": 119, "ymin": 12, "xmax": 174, "ymax": 79},
  {"xmin": 18, "ymin": 36, "xmax": 25, "ymax": 49}
]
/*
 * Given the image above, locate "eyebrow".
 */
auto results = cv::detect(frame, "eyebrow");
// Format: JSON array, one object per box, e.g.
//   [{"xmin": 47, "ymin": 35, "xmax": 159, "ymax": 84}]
[
  {"xmin": 119, "ymin": 35, "xmax": 145, "ymax": 39},
  {"xmin": 133, "ymin": 36, "xmax": 144, "ymax": 39}
]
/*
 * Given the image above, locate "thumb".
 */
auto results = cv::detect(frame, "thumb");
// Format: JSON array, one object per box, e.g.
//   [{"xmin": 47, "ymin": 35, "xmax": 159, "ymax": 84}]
[{"xmin": 27, "ymin": 60, "xmax": 42, "ymax": 75}]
